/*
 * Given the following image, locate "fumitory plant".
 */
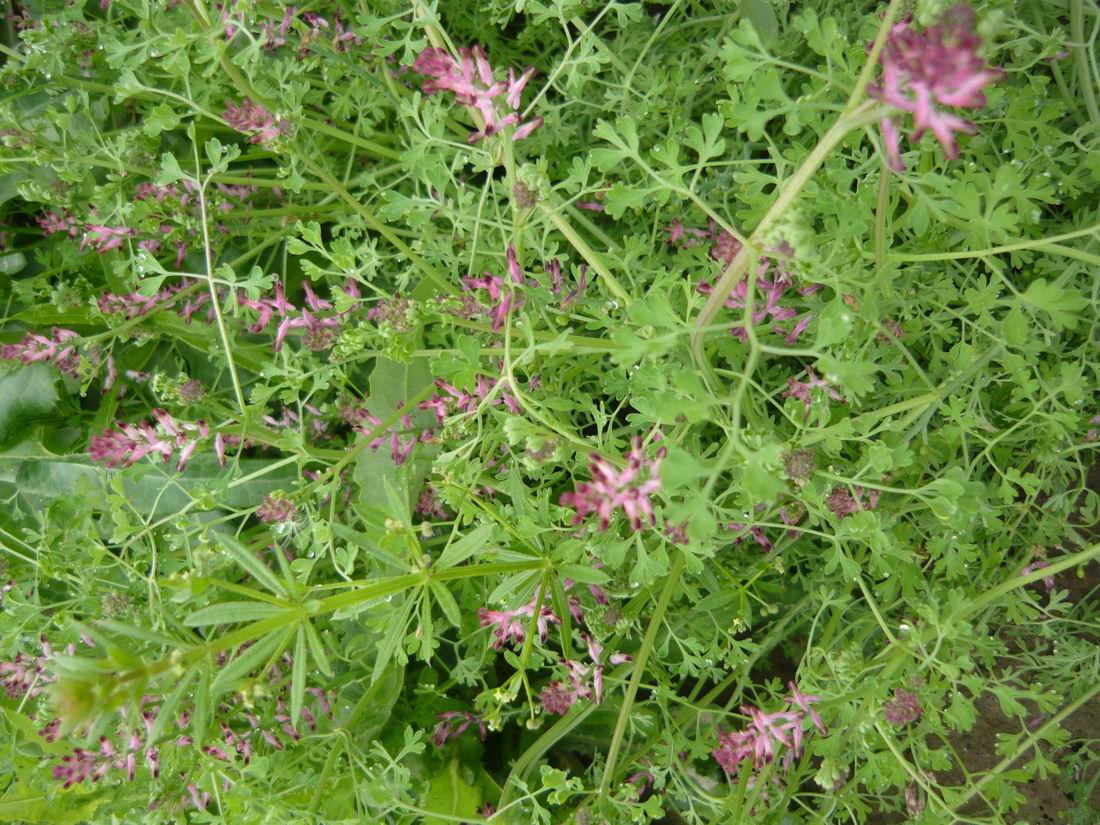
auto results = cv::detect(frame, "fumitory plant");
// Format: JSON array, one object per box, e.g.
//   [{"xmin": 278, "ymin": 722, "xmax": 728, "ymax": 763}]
[{"xmin": 1, "ymin": 0, "xmax": 1099, "ymax": 822}]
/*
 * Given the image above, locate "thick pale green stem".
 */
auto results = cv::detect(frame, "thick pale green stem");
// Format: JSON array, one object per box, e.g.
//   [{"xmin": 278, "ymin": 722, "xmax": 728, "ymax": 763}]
[
  {"xmin": 690, "ymin": 0, "xmax": 904, "ymax": 369},
  {"xmin": 540, "ymin": 203, "xmax": 632, "ymax": 306},
  {"xmin": 691, "ymin": 104, "xmax": 880, "ymax": 365},
  {"xmin": 1071, "ymin": 0, "xmax": 1100, "ymax": 124}
]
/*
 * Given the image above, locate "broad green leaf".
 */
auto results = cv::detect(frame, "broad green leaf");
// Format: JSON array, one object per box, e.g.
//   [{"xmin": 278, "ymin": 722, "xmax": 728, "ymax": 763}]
[
  {"xmin": 354, "ymin": 356, "xmax": 435, "ymax": 514},
  {"xmin": 740, "ymin": 443, "xmax": 785, "ymax": 504},
  {"xmin": 156, "ymin": 151, "xmax": 186, "ymax": 185},
  {"xmin": 94, "ymin": 620, "xmax": 182, "ymax": 648},
  {"xmin": 602, "ymin": 182, "xmax": 648, "ymax": 218},
  {"xmin": 815, "ymin": 297, "xmax": 854, "ymax": 348},
  {"xmin": 660, "ymin": 447, "xmax": 709, "ymax": 491},
  {"xmin": 0, "ymin": 365, "xmax": 58, "ymax": 445},
  {"xmin": 685, "ymin": 112, "xmax": 727, "ymax": 163},
  {"xmin": 1001, "ymin": 302, "xmax": 1029, "ymax": 346},
  {"xmin": 148, "ymin": 664, "xmax": 199, "ymax": 744},
  {"xmin": 423, "ymin": 759, "xmax": 481, "ymax": 824},
  {"xmin": 192, "ymin": 663, "xmax": 211, "ymax": 748},
  {"xmin": 0, "ymin": 790, "xmax": 103, "ymax": 823},
  {"xmin": 591, "ymin": 116, "xmax": 639, "ymax": 171},
  {"xmin": 345, "ymin": 665, "xmax": 403, "ymax": 747},
  {"xmin": 741, "ymin": 0, "xmax": 779, "ymax": 40},
  {"xmin": 429, "ymin": 579, "xmax": 462, "ymax": 627},
  {"xmin": 1020, "ymin": 279, "xmax": 1087, "ymax": 331},
  {"xmin": 816, "ymin": 355, "xmax": 877, "ymax": 399}
]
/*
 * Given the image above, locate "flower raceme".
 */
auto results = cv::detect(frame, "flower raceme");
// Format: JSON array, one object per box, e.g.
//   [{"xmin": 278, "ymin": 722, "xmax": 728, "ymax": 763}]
[
  {"xmin": 1, "ymin": 327, "xmax": 81, "ymax": 376},
  {"xmin": 560, "ymin": 436, "xmax": 666, "ymax": 532},
  {"xmin": 478, "ymin": 592, "xmax": 560, "ymax": 650},
  {"xmin": 431, "ymin": 710, "xmax": 487, "ymax": 748},
  {"xmin": 224, "ymin": 98, "xmax": 291, "ymax": 146},
  {"xmin": 88, "ymin": 410, "xmax": 210, "ymax": 471},
  {"xmin": 869, "ymin": 5, "xmax": 1004, "ymax": 171},
  {"xmin": 411, "ymin": 45, "xmax": 543, "ymax": 143},
  {"xmin": 712, "ymin": 683, "xmax": 827, "ymax": 781}
]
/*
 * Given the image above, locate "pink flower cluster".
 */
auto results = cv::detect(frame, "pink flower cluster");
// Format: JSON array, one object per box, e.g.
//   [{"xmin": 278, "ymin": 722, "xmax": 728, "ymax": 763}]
[
  {"xmin": 671, "ymin": 225, "xmax": 819, "ymax": 343},
  {"xmin": 883, "ymin": 688, "xmax": 922, "ymax": 726},
  {"xmin": 869, "ymin": 5, "xmax": 1004, "ymax": 170},
  {"xmin": 478, "ymin": 591, "xmax": 561, "ymax": 651},
  {"xmin": 1, "ymin": 636, "xmax": 59, "ymax": 700},
  {"xmin": 349, "ymin": 400, "xmax": 434, "ymax": 466},
  {"xmin": 43, "ymin": 643, "xmax": 334, "ymax": 813},
  {"xmin": 297, "ymin": 11, "xmax": 360, "ymax": 54},
  {"xmin": 224, "ymin": 4, "xmax": 359, "ymax": 55},
  {"xmin": 545, "ymin": 258, "xmax": 587, "ymax": 309},
  {"xmin": 665, "ymin": 219, "xmax": 745, "ymax": 268},
  {"xmin": 256, "ymin": 495, "xmax": 296, "ymax": 524},
  {"xmin": 1, "ymin": 327, "xmax": 81, "ymax": 376},
  {"xmin": 696, "ymin": 244, "xmax": 820, "ymax": 343},
  {"xmin": 420, "ymin": 373, "xmax": 521, "ymax": 424},
  {"xmin": 727, "ymin": 503, "xmax": 804, "ymax": 552},
  {"xmin": 224, "ymin": 98, "xmax": 291, "ymax": 145},
  {"xmin": 88, "ymin": 409, "xmax": 210, "ymax": 471},
  {"xmin": 41, "ymin": 201, "xmax": 190, "ymax": 265},
  {"xmin": 1086, "ymin": 414, "xmax": 1100, "ymax": 442},
  {"xmin": 98, "ymin": 289, "xmax": 169, "ymax": 320},
  {"xmin": 411, "ymin": 45, "xmax": 542, "ymax": 143},
  {"xmin": 415, "ymin": 484, "xmax": 450, "ymax": 520},
  {"xmin": 783, "ymin": 367, "xmax": 845, "ymax": 415},
  {"xmin": 461, "ymin": 245, "xmax": 530, "ymax": 332},
  {"xmin": 431, "ymin": 710, "xmax": 487, "ymax": 748},
  {"xmin": 238, "ymin": 278, "xmax": 357, "ymax": 352},
  {"xmin": 37, "ymin": 209, "xmax": 80, "ymax": 238},
  {"xmin": 540, "ymin": 634, "xmax": 631, "ymax": 716},
  {"xmin": 824, "ymin": 485, "xmax": 880, "ymax": 519},
  {"xmin": 712, "ymin": 683, "xmax": 827, "ymax": 781},
  {"xmin": 81, "ymin": 224, "xmax": 136, "ymax": 254},
  {"xmin": 560, "ymin": 436, "xmax": 666, "ymax": 532}
]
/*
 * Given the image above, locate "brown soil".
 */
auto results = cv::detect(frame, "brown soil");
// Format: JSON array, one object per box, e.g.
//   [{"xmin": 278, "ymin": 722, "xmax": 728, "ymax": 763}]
[{"xmin": 867, "ymin": 461, "xmax": 1100, "ymax": 825}]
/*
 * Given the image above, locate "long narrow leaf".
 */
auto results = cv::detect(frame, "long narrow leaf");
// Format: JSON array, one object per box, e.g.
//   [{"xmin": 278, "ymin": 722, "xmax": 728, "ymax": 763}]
[
  {"xmin": 184, "ymin": 601, "xmax": 289, "ymax": 627},
  {"xmin": 217, "ymin": 534, "xmax": 288, "ymax": 597},
  {"xmin": 210, "ymin": 628, "xmax": 289, "ymax": 696},
  {"xmin": 291, "ymin": 625, "xmax": 306, "ymax": 725},
  {"xmin": 303, "ymin": 619, "xmax": 333, "ymax": 678}
]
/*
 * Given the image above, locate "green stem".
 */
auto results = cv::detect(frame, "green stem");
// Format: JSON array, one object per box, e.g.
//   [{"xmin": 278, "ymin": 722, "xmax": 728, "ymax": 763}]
[
  {"xmin": 953, "ymin": 679, "xmax": 1100, "ymax": 810},
  {"xmin": 301, "ymin": 116, "xmax": 401, "ymax": 160},
  {"xmin": 598, "ymin": 551, "xmax": 686, "ymax": 796},
  {"xmin": 1071, "ymin": 0, "xmax": 1100, "ymax": 124},
  {"xmin": 885, "ymin": 222, "xmax": 1100, "ymax": 261},
  {"xmin": 192, "ymin": 142, "xmax": 247, "ymax": 416},
  {"xmin": 874, "ymin": 162, "xmax": 890, "ymax": 272},
  {"xmin": 691, "ymin": 103, "xmax": 881, "ymax": 362},
  {"xmin": 299, "ymin": 156, "xmax": 456, "ymax": 296},
  {"xmin": 539, "ymin": 203, "xmax": 632, "ymax": 306}
]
